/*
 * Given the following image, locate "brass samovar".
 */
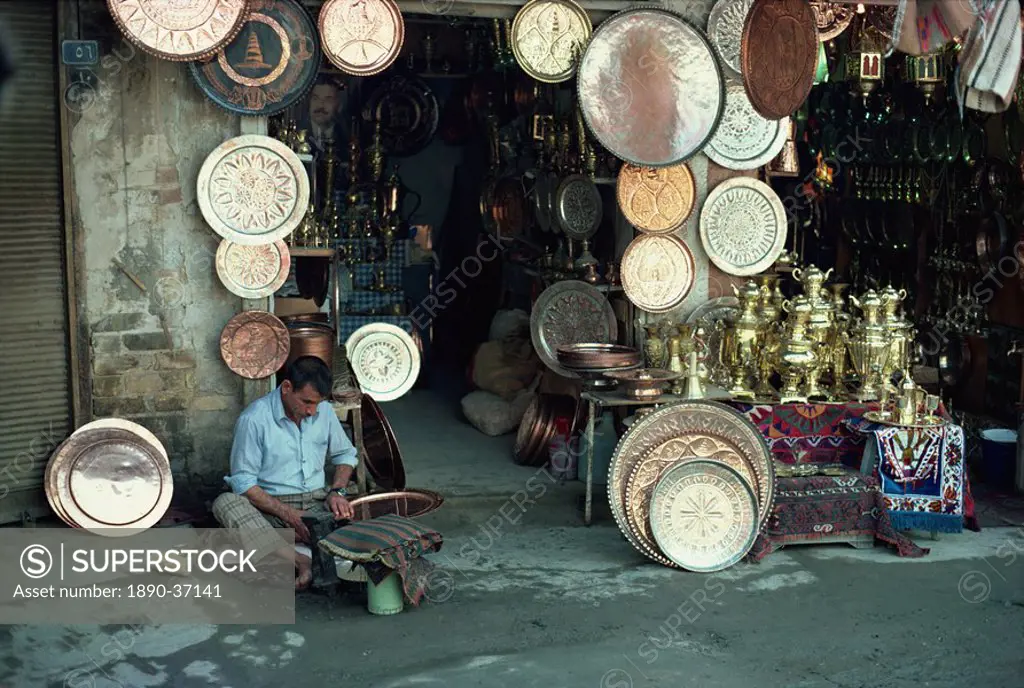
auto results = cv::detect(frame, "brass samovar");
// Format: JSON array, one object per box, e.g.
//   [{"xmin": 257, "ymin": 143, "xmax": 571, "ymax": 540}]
[
  {"xmin": 778, "ymin": 295, "xmax": 817, "ymax": 403},
  {"xmin": 793, "ymin": 265, "xmax": 836, "ymax": 400},
  {"xmin": 880, "ymin": 285, "xmax": 913, "ymax": 388},
  {"xmin": 722, "ymin": 281, "xmax": 762, "ymax": 399},
  {"xmin": 846, "ymin": 289, "xmax": 892, "ymax": 401}
]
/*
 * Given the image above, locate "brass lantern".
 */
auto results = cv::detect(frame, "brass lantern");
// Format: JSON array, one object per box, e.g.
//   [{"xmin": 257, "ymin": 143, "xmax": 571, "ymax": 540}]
[
  {"xmin": 845, "ymin": 14, "xmax": 886, "ymax": 102},
  {"xmin": 906, "ymin": 51, "xmax": 945, "ymax": 104}
]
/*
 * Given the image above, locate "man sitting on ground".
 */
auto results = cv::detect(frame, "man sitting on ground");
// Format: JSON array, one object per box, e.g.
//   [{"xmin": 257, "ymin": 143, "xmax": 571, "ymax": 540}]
[{"xmin": 213, "ymin": 356, "xmax": 358, "ymax": 590}]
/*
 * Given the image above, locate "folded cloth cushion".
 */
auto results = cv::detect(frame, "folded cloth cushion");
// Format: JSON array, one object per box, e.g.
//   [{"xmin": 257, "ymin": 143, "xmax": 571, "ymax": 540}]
[{"xmin": 317, "ymin": 514, "xmax": 444, "ymax": 605}]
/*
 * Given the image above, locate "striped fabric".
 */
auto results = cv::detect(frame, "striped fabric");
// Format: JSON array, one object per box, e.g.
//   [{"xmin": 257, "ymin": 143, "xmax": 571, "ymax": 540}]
[
  {"xmin": 957, "ymin": 0, "xmax": 1022, "ymax": 113},
  {"xmin": 317, "ymin": 514, "xmax": 444, "ymax": 605}
]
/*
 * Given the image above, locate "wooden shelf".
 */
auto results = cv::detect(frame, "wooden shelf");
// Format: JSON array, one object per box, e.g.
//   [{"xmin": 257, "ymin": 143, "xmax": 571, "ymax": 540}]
[{"xmin": 290, "ymin": 247, "xmax": 335, "ymax": 257}]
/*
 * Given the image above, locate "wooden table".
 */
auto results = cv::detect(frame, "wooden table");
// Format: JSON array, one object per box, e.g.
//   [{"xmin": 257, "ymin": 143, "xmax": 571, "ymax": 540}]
[{"xmin": 579, "ymin": 386, "xmax": 732, "ymax": 525}]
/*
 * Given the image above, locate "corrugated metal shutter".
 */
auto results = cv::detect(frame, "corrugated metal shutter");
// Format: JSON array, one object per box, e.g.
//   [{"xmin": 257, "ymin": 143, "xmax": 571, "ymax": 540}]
[{"xmin": 0, "ymin": 1, "xmax": 72, "ymax": 522}]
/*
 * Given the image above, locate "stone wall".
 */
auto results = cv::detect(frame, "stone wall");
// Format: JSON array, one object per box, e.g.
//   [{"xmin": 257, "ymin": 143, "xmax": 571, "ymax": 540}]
[{"xmin": 69, "ymin": 2, "xmax": 257, "ymax": 497}]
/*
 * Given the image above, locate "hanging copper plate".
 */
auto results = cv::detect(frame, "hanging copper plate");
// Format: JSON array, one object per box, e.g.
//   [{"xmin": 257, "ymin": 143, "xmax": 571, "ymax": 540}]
[
  {"xmin": 530, "ymin": 280, "xmax": 618, "ymax": 378},
  {"xmin": 362, "ymin": 75, "xmax": 439, "ymax": 157},
  {"xmin": 319, "ymin": 0, "xmax": 404, "ymax": 77},
  {"xmin": 350, "ymin": 489, "xmax": 444, "ymax": 520},
  {"xmin": 809, "ymin": 1, "xmax": 855, "ymax": 42},
  {"xmin": 219, "ymin": 310, "xmax": 291, "ymax": 379},
  {"xmin": 197, "ymin": 134, "xmax": 310, "ymax": 246},
  {"xmin": 52, "ymin": 428, "xmax": 173, "ymax": 536},
  {"xmin": 616, "ymin": 162, "xmax": 695, "ymax": 234},
  {"xmin": 510, "ymin": 0, "xmax": 592, "ymax": 84},
  {"xmin": 699, "ymin": 176, "xmax": 787, "ymax": 276},
  {"xmin": 345, "ymin": 323, "xmax": 420, "ymax": 402},
  {"xmin": 740, "ymin": 0, "xmax": 819, "ymax": 120},
  {"xmin": 361, "ymin": 394, "xmax": 406, "ymax": 490},
  {"xmin": 608, "ymin": 400, "xmax": 774, "ymax": 557},
  {"xmin": 216, "ymin": 238, "xmax": 291, "ymax": 298},
  {"xmin": 188, "ymin": 0, "xmax": 322, "ymax": 117},
  {"xmin": 650, "ymin": 460, "xmax": 759, "ymax": 572},
  {"xmin": 555, "ymin": 174, "xmax": 602, "ymax": 240},
  {"xmin": 577, "ymin": 7, "xmax": 725, "ymax": 167},
  {"xmin": 620, "ymin": 234, "xmax": 696, "ymax": 313},
  {"xmin": 491, "ymin": 176, "xmax": 528, "ymax": 241},
  {"xmin": 107, "ymin": 0, "xmax": 250, "ymax": 62}
]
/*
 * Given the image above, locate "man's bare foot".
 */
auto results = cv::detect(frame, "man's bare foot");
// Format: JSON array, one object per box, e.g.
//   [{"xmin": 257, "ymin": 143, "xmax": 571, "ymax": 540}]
[{"xmin": 295, "ymin": 553, "xmax": 313, "ymax": 591}]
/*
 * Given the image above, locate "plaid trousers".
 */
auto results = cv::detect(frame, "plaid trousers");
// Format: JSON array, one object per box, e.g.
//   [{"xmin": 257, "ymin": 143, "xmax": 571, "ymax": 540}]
[{"xmin": 212, "ymin": 489, "xmax": 330, "ymax": 563}]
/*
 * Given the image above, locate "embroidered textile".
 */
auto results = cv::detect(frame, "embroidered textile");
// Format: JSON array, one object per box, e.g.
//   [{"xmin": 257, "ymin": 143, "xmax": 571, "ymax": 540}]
[
  {"xmin": 730, "ymin": 402, "xmax": 875, "ymax": 466},
  {"xmin": 845, "ymin": 417, "xmax": 967, "ymax": 533},
  {"xmin": 318, "ymin": 514, "xmax": 444, "ymax": 605}
]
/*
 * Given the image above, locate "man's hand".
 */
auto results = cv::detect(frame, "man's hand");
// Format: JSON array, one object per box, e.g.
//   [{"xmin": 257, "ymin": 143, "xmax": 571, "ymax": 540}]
[
  {"xmin": 280, "ymin": 507, "xmax": 311, "ymax": 544},
  {"xmin": 326, "ymin": 492, "xmax": 354, "ymax": 520}
]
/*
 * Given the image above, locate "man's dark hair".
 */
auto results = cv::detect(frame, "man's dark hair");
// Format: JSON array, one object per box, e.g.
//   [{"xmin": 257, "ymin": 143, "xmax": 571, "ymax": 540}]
[{"xmin": 284, "ymin": 356, "xmax": 332, "ymax": 398}]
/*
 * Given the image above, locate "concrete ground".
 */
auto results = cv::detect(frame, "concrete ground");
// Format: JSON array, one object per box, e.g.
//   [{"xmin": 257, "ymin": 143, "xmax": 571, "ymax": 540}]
[{"xmin": 3, "ymin": 389, "xmax": 1024, "ymax": 687}]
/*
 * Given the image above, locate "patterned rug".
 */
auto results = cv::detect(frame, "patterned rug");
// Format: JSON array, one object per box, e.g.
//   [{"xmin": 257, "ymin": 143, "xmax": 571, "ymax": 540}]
[
  {"xmin": 846, "ymin": 417, "xmax": 977, "ymax": 533},
  {"xmin": 730, "ymin": 402, "xmax": 877, "ymax": 466},
  {"xmin": 748, "ymin": 468, "xmax": 928, "ymax": 560}
]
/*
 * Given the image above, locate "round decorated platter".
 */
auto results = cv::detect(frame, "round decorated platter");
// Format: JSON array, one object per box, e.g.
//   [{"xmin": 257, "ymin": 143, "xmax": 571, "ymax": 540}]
[
  {"xmin": 704, "ymin": 76, "xmax": 789, "ymax": 171},
  {"xmin": 699, "ymin": 176, "xmax": 787, "ymax": 276},
  {"xmin": 319, "ymin": 0, "xmax": 405, "ymax": 77},
  {"xmin": 219, "ymin": 310, "xmax": 291, "ymax": 379},
  {"xmin": 188, "ymin": 0, "xmax": 321, "ymax": 117},
  {"xmin": 215, "ymin": 238, "xmax": 291, "ymax": 298},
  {"xmin": 510, "ymin": 0, "xmax": 592, "ymax": 83},
  {"xmin": 650, "ymin": 459, "xmax": 759, "ymax": 572},
  {"xmin": 345, "ymin": 323, "xmax": 421, "ymax": 402},
  {"xmin": 108, "ymin": 0, "xmax": 250, "ymax": 62},
  {"xmin": 707, "ymin": 0, "xmax": 755, "ymax": 75},
  {"xmin": 616, "ymin": 162, "xmax": 696, "ymax": 234},
  {"xmin": 620, "ymin": 234, "xmax": 696, "ymax": 313},
  {"xmin": 740, "ymin": 0, "xmax": 819, "ymax": 120},
  {"xmin": 555, "ymin": 174, "xmax": 602, "ymax": 239},
  {"xmin": 197, "ymin": 134, "xmax": 309, "ymax": 246},
  {"xmin": 530, "ymin": 280, "xmax": 617, "ymax": 378}
]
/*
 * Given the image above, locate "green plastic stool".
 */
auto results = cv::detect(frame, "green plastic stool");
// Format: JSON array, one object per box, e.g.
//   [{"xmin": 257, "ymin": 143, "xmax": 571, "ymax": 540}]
[{"xmin": 367, "ymin": 572, "xmax": 404, "ymax": 615}]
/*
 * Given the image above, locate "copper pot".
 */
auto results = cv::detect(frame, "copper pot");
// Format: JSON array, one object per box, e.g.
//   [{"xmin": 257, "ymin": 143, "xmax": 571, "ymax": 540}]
[
  {"xmin": 281, "ymin": 312, "xmax": 329, "ymax": 325},
  {"xmin": 277, "ymin": 324, "xmax": 335, "ymax": 386}
]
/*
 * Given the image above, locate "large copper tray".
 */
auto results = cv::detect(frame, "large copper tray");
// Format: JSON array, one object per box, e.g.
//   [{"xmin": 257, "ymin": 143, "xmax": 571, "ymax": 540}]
[
  {"xmin": 350, "ymin": 489, "xmax": 444, "ymax": 520},
  {"xmin": 50, "ymin": 427, "xmax": 173, "ymax": 536},
  {"xmin": 72, "ymin": 417, "xmax": 168, "ymax": 462},
  {"xmin": 345, "ymin": 323, "xmax": 420, "ymax": 402},
  {"xmin": 699, "ymin": 177, "xmax": 787, "ymax": 276},
  {"xmin": 616, "ymin": 162, "xmax": 695, "ymax": 234},
  {"xmin": 188, "ymin": 0, "xmax": 322, "ymax": 117},
  {"xmin": 577, "ymin": 7, "xmax": 724, "ymax": 167},
  {"xmin": 108, "ymin": 0, "xmax": 250, "ymax": 62},
  {"xmin": 219, "ymin": 310, "xmax": 291, "ymax": 379},
  {"xmin": 608, "ymin": 400, "xmax": 774, "ymax": 556},
  {"xmin": 530, "ymin": 280, "xmax": 618, "ymax": 378},
  {"xmin": 197, "ymin": 134, "xmax": 310, "ymax": 246},
  {"xmin": 361, "ymin": 394, "xmax": 406, "ymax": 491},
  {"xmin": 740, "ymin": 0, "xmax": 819, "ymax": 120},
  {"xmin": 319, "ymin": 0, "xmax": 404, "ymax": 77},
  {"xmin": 215, "ymin": 238, "xmax": 291, "ymax": 298},
  {"xmin": 620, "ymin": 234, "xmax": 696, "ymax": 313},
  {"xmin": 650, "ymin": 459, "xmax": 759, "ymax": 572}
]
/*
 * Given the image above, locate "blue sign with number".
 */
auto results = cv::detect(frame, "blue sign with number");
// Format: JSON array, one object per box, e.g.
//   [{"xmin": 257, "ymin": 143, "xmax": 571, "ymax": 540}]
[{"xmin": 61, "ymin": 41, "xmax": 99, "ymax": 66}]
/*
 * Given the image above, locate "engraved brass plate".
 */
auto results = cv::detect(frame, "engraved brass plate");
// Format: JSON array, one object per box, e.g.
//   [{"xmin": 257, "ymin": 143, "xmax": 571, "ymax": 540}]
[
  {"xmin": 740, "ymin": 0, "xmax": 819, "ymax": 120},
  {"xmin": 620, "ymin": 234, "xmax": 696, "ymax": 313},
  {"xmin": 345, "ymin": 323, "xmax": 421, "ymax": 402},
  {"xmin": 108, "ymin": 0, "xmax": 249, "ymax": 62},
  {"xmin": 319, "ymin": 0, "xmax": 405, "ymax": 76},
  {"xmin": 810, "ymin": 1, "xmax": 855, "ymax": 42},
  {"xmin": 616, "ymin": 162, "xmax": 695, "ymax": 234},
  {"xmin": 650, "ymin": 459, "xmax": 759, "ymax": 572},
  {"xmin": 215, "ymin": 238, "xmax": 291, "ymax": 299},
  {"xmin": 555, "ymin": 174, "xmax": 602, "ymax": 240},
  {"xmin": 219, "ymin": 310, "xmax": 291, "ymax": 379},
  {"xmin": 608, "ymin": 400, "xmax": 774, "ymax": 555},
  {"xmin": 197, "ymin": 134, "xmax": 310, "ymax": 246},
  {"xmin": 511, "ymin": 0, "xmax": 592, "ymax": 83},
  {"xmin": 707, "ymin": 0, "xmax": 755, "ymax": 75},
  {"xmin": 530, "ymin": 280, "xmax": 617, "ymax": 378},
  {"xmin": 577, "ymin": 7, "xmax": 724, "ymax": 167},
  {"xmin": 699, "ymin": 176, "xmax": 787, "ymax": 276},
  {"xmin": 705, "ymin": 76, "xmax": 789, "ymax": 171}
]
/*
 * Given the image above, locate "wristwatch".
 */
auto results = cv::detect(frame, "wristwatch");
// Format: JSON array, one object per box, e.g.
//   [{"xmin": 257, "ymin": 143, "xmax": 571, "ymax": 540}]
[{"xmin": 331, "ymin": 487, "xmax": 348, "ymax": 497}]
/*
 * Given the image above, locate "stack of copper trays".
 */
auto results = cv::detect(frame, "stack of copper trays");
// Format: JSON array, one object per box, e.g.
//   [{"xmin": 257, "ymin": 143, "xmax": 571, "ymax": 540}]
[
  {"xmin": 556, "ymin": 344, "xmax": 643, "ymax": 389},
  {"xmin": 513, "ymin": 394, "xmax": 585, "ymax": 467}
]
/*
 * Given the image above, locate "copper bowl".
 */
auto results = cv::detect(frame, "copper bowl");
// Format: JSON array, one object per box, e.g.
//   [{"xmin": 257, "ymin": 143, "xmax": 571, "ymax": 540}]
[
  {"xmin": 604, "ymin": 368, "xmax": 679, "ymax": 400},
  {"xmin": 557, "ymin": 343, "xmax": 642, "ymax": 370}
]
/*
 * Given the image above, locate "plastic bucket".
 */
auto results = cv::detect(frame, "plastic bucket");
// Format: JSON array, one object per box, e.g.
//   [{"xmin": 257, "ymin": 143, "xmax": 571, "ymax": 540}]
[
  {"xmin": 980, "ymin": 429, "xmax": 1018, "ymax": 491},
  {"xmin": 367, "ymin": 572, "xmax": 404, "ymax": 616}
]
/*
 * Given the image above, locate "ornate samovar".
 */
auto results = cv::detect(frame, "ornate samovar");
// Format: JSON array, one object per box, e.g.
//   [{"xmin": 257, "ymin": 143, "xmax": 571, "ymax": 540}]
[
  {"xmin": 846, "ymin": 289, "xmax": 891, "ymax": 401},
  {"xmin": 778, "ymin": 295, "xmax": 817, "ymax": 403},
  {"xmin": 723, "ymin": 281, "xmax": 763, "ymax": 399},
  {"xmin": 880, "ymin": 285, "xmax": 913, "ymax": 385}
]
